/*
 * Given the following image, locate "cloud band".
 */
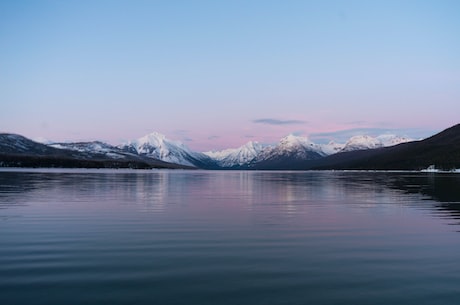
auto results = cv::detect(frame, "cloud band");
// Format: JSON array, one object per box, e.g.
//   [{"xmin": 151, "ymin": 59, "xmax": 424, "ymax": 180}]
[{"xmin": 252, "ymin": 118, "xmax": 306, "ymax": 125}]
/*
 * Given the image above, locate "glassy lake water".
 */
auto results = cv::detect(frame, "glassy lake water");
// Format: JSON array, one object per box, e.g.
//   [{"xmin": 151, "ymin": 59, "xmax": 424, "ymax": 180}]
[{"xmin": 1, "ymin": 169, "xmax": 459, "ymax": 305}]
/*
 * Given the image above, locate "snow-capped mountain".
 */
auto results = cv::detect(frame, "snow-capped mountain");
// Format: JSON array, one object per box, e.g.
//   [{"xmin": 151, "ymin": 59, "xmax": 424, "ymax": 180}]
[
  {"xmin": 259, "ymin": 134, "xmax": 326, "ymax": 160},
  {"xmin": 2, "ymin": 124, "xmax": 458, "ymax": 170},
  {"xmin": 47, "ymin": 139, "xmax": 195, "ymax": 168},
  {"xmin": 204, "ymin": 141, "xmax": 267, "ymax": 168},
  {"xmin": 247, "ymin": 134, "xmax": 326, "ymax": 169},
  {"xmin": 119, "ymin": 132, "xmax": 214, "ymax": 168},
  {"xmin": 340, "ymin": 134, "xmax": 412, "ymax": 152},
  {"xmin": 376, "ymin": 134, "xmax": 412, "ymax": 147},
  {"xmin": 340, "ymin": 135, "xmax": 383, "ymax": 152},
  {"xmin": 0, "ymin": 133, "xmax": 191, "ymax": 169},
  {"xmin": 3, "ymin": 130, "xmax": 414, "ymax": 169},
  {"xmin": 315, "ymin": 124, "xmax": 460, "ymax": 170},
  {"xmin": 320, "ymin": 141, "xmax": 345, "ymax": 155},
  {"xmin": 49, "ymin": 141, "xmax": 129, "ymax": 159},
  {"xmin": 204, "ymin": 135, "xmax": 328, "ymax": 169},
  {"xmin": 202, "ymin": 133, "xmax": 413, "ymax": 169}
]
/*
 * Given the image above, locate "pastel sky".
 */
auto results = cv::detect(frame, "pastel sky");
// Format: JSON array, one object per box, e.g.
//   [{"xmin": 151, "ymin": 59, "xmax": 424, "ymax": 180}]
[{"xmin": 1, "ymin": 0, "xmax": 459, "ymax": 151}]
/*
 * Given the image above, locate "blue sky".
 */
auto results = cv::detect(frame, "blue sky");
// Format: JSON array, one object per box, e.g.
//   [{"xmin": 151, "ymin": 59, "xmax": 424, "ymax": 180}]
[{"xmin": 1, "ymin": 0, "xmax": 459, "ymax": 150}]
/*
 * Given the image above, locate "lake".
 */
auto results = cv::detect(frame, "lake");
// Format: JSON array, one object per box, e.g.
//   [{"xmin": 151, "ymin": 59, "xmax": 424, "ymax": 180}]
[{"xmin": 1, "ymin": 169, "xmax": 459, "ymax": 305}]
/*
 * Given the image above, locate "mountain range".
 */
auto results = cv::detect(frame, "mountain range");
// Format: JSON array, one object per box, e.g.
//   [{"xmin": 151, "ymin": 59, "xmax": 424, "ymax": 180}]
[
  {"xmin": 1, "ymin": 123, "xmax": 459, "ymax": 170},
  {"xmin": 0, "ymin": 134, "xmax": 193, "ymax": 169},
  {"xmin": 311, "ymin": 123, "xmax": 460, "ymax": 171}
]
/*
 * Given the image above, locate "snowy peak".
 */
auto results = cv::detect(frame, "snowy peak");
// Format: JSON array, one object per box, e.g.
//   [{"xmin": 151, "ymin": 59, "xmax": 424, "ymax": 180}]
[
  {"xmin": 120, "ymin": 132, "xmax": 212, "ymax": 167},
  {"xmin": 341, "ymin": 134, "xmax": 412, "ymax": 152},
  {"xmin": 136, "ymin": 132, "xmax": 188, "ymax": 150},
  {"xmin": 341, "ymin": 135, "xmax": 383, "ymax": 152},
  {"xmin": 320, "ymin": 141, "xmax": 345, "ymax": 155},
  {"xmin": 120, "ymin": 132, "xmax": 189, "ymax": 166},
  {"xmin": 258, "ymin": 134, "xmax": 325, "ymax": 162},
  {"xmin": 204, "ymin": 141, "xmax": 267, "ymax": 167},
  {"xmin": 376, "ymin": 134, "xmax": 412, "ymax": 147},
  {"xmin": 279, "ymin": 134, "xmax": 310, "ymax": 147},
  {"xmin": 276, "ymin": 134, "xmax": 325, "ymax": 156},
  {"xmin": 132, "ymin": 132, "xmax": 189, "ymax": 154},
  {"xmin": 209, "ymin": 141, "xmax": 265, "ymax": 159},
  {"xmin": 137, "ymin": 132, "xmax": 166, "ymax": 146}
]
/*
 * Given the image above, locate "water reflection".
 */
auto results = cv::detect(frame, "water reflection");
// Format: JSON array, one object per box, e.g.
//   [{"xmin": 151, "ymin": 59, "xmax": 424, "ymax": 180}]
[
  {"xmin": 0, "ymin": 169, "xmax": 460, "ymax": 225},
  {"xmin": 1, "ymin": 169, "xmax": 460, "ymax": 305},
  {"xmin": 382, "ymin": 173, "xmax": 460, "ymax": 225}
]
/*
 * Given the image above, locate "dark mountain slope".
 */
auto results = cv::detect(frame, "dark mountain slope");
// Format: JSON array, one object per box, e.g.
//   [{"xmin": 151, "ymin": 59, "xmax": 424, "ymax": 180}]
[
  {"xmin": 0, "ymin": 134, "xmax": 77, "ymax": 156},
  {"xmin": 313, "ymin": 124, "xmax": 460, "ymax": 170},
  {"xmin": 250, "ymin": 150, "xmax": 324, "ymax": 170}
]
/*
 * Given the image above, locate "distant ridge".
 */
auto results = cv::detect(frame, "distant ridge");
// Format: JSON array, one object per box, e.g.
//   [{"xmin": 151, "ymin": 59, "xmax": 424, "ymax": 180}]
[
  {"xmin": 119, "ymin": 132, "xmax": 215, "ymax": 168},
  {"xmin": 0, "ymin": 134, "xmax": 193, "ymax": 169},
  {"xmin": 312, "ymin": 124, "xmax": 460, "ymax": 170},
  {"xmin": 1, "ymin": 123, "xmax": 459, "ymax": 170},
  {"xmin": 203, "ymin": 133, "xmax": 411, "ymax": 169}
]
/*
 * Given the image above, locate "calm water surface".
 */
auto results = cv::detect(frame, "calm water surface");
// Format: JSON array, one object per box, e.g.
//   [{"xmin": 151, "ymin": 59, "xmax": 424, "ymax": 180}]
[{"xmin": 0, "ymin": 169, "xmax": 459, "ymax": 305}]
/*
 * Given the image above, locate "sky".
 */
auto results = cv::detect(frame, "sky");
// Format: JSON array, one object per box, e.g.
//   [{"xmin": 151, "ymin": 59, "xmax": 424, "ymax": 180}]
[{"xmin": 1, "ymin": 0, "xmax": 459, "ymax": 151}]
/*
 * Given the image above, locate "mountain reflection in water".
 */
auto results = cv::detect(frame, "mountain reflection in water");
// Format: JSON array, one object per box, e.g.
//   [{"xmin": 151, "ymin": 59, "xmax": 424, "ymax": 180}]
[{"xmin": 0, "ymin": 169, "xmax": 459, "ymax": 305}]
